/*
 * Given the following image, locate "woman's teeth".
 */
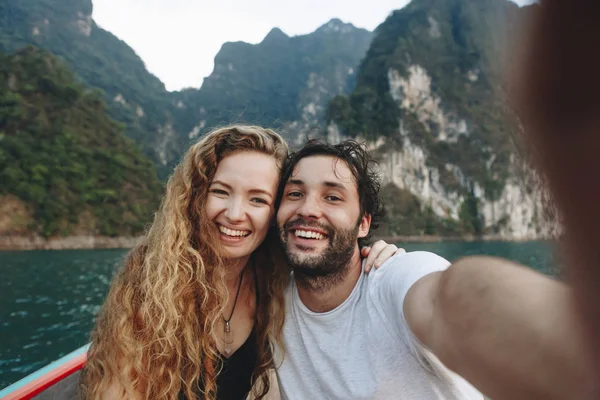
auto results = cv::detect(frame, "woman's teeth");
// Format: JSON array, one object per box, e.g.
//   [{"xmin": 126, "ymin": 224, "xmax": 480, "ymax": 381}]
[
  {"xmin": 294, "ymin": 230, "xmax": 325, "ymax": 240},
  {"xmin": 219, "ymin": 226, "xmax": 250, "ymax": 237}
]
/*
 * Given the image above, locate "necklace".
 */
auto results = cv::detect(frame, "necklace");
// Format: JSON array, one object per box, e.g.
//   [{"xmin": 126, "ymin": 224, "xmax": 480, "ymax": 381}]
[{"xmin": 220, "ymin": 264, "xmax": 246, "ymax": 354}]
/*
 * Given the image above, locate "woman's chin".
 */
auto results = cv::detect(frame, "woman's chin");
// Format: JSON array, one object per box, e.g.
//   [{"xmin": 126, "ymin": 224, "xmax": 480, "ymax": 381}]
[
  {"xmin": 221, "ymin": 235, "xmax": 269, "ymax": 260},
  {"xmin": 222, "ymin": 246, "xmax": 257, "ymax": 262}
]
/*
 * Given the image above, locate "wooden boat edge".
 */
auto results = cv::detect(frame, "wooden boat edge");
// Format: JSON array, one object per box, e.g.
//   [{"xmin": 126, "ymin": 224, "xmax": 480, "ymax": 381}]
[{"xmin": 0, "ymin": 344, "xmax": 89, "ymax": 400}]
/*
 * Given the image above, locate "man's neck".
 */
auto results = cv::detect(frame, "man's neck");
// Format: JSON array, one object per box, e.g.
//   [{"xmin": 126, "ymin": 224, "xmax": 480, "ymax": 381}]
[{"xmin": 295, "ymin": 248, "xmax": 363, "ymax": 313}]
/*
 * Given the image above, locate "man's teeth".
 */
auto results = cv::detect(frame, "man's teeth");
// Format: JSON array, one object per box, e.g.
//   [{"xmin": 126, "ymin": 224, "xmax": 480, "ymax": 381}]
[
  {"xmin": 294, "ymin": 230, "xmax": 325, "ymax": 240},
  {"xmin": 219, "ymin": 226, "xmax": 250, "ymax": 237}
]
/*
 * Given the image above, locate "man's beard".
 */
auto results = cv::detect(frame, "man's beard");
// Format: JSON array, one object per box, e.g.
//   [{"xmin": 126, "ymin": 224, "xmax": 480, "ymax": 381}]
[{"xmin": 279, "ymin": 217, "xmax": 359, "ymax": 291}]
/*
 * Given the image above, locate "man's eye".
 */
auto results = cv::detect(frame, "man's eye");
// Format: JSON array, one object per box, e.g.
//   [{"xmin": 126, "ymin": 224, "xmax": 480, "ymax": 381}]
[
  {"xmin": 287, "ymin": 191, "xmax": 303, "ymax": 198},
  {"xmin": 326, "ymin": 195, "xmax": 341, "ymax": 201}
]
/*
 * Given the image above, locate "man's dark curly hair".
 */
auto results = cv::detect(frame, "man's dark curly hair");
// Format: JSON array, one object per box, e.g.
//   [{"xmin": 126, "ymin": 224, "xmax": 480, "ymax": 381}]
[{"xmin": 277, "ymin": 139, "xmax": 385, "ymax": 247}]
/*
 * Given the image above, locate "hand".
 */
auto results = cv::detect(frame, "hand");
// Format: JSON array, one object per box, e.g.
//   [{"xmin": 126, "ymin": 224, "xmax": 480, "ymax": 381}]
[{"xmin": 361, "ymin": 240, "xmax": 406, "ymax": 273}]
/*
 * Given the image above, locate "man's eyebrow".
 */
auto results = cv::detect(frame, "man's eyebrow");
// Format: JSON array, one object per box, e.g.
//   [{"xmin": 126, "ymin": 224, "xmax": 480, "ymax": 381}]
[
  {"xmin": 287, "ymin": 179, "xmax": 348, "ymax": 191},
  {"xmin": 324, "ymin": 181, "xmax": 348, "ymax": 190}
]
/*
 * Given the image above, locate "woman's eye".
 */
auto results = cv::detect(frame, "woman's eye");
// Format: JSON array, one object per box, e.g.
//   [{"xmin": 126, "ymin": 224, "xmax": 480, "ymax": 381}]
[
  {"xmin": 209, "ymin": 189, "xmax": 227, "ymax": 195},
  {"xmin": 251, "ymin": 197, "xmax": 269, "ymax": 205}
]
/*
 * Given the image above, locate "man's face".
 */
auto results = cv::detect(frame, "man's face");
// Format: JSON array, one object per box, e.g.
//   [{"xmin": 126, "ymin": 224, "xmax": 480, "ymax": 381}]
[{"xmin": 276, "ymin": 155, "xmax": 371, "ymax": 275}]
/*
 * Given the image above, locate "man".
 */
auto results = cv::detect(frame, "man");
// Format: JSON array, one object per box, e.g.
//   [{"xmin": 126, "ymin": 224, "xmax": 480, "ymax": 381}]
[{"xmin": 274, "ymin": 139, "xmax": 591, "ymax": 399}]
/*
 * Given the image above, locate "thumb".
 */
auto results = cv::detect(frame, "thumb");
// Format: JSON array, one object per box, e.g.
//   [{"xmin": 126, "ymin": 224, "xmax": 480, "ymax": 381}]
[{"xmin": 361, "ymin": 246, "xmax": 371, "ymax": 257}]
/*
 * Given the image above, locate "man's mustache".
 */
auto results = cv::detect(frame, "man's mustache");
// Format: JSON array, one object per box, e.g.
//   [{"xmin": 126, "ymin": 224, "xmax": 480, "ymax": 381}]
[{"xmin": 282, "ymin": 218, "xmax": 334, "ymax": 238}]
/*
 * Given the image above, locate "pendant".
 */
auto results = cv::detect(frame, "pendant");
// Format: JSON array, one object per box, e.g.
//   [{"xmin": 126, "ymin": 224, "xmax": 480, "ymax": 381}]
[
  {"xmin": 224, "ymin": 346, "xmax": 232, "ymax": 356},
  {"xmin": 224, "ymin": 320, "xmax": 230, "ymax": 333}
]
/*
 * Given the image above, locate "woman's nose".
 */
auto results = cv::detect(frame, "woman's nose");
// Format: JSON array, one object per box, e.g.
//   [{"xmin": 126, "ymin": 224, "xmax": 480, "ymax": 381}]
[{"xmin": 224, "ymin": 198, "xmax": 246, "ymax": 222}]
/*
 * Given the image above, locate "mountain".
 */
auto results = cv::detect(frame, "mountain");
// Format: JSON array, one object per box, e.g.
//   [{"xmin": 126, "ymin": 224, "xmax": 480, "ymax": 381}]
[
  {"xmin": 327, "ymin": 0, "xmax": 548, "ymax": 239},
  {"xmin": 0, "ymin": 0, "xmax": 552, "ymax": 240},
  {"xmin": 169, "ymin": 18, "xmax": 373, "ymax": 146},
  {"xmin": 0, "ymin": 0, "xmax": 180, "ymax": 175},
  {"xmin": 0, "ymin": 0, "xmax": 374, "ymax": 175},
  {"xmin": 0, "ymin": 47, "xmax": 162, "ymax": 238}
]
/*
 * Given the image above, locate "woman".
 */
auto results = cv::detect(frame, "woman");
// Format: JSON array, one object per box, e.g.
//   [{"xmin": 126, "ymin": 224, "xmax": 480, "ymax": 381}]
[{"xmin": 82, "ymin": 125, "xmax": 398, "ymax": 400}]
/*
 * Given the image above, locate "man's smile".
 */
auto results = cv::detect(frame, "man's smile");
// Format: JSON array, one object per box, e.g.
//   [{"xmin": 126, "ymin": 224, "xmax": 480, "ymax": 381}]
[{"xmin": 292, "ymin": 229, "xmax": 328, "ymax": 240}]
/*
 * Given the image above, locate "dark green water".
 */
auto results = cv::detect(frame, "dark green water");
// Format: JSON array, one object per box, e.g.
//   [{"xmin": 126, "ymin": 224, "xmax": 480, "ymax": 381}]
[
  {"xmin": 0, "ymin": 249, "xmax": 128, "ymax": 389},
  {"xmin": 0, "ymin": 241, "xmax": 558, "ymax": 389}
]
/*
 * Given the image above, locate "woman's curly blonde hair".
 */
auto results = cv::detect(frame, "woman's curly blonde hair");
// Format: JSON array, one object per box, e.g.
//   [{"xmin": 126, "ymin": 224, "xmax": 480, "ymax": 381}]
[{"xmin": 82, "ymin": 125, "xmax": 289, "ymax": 399}]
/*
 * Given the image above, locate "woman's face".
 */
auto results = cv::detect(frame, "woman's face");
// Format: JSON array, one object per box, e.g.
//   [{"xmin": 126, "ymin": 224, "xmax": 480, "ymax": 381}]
[{"xmin": 205, "ymin": 151, "xmax": 280, "ymax": 262}]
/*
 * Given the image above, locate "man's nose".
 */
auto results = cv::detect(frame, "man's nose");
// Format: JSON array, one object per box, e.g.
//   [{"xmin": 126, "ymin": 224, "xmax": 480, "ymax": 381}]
[{"xmin": 296, "ymin": 194, "xmax": 322, "ymax": 220}]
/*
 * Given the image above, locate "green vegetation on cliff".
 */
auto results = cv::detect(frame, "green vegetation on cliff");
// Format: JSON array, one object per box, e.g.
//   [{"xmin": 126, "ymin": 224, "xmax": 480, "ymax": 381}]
[
  {"xmin": 380, "ymin": 184, "xmax": 464, "ymax": 236},
  {"xmin": 0, "ymin": 47, "xmax": 162, "ymax": 237},
  {"xmin": 0, "ymin": 0, "xmax": 177, "ymax": 174}
]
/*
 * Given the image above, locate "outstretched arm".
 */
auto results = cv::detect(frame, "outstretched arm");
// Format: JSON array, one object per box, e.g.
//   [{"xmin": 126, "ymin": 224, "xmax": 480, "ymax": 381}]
[{"xmin": 404, "ymin": 256, "xmax": 593, "ymax": 400}]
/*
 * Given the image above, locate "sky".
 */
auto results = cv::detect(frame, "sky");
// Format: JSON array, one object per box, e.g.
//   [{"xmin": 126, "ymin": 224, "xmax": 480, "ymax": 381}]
[{"xmin": 91, "ymin": 0, "xmax": 536, "ymax": 92}]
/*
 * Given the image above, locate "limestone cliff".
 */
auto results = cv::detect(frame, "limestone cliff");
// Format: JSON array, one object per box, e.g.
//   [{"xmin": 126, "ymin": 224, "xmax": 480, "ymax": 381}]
[{"xmin": 328, "ymin": 0, "xmax": 553, "ymax": 238}]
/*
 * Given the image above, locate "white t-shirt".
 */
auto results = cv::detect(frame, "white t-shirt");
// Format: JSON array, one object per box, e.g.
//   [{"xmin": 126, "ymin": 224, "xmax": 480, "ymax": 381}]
[{"xmin": 274, "ymin": 251, "xmax": 483, "ymax": 399}]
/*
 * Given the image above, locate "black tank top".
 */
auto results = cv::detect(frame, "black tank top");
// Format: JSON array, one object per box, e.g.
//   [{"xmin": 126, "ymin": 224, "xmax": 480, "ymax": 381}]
[
  {"xmin": 178, "ymin": 332, "xmax": 258, "ymax": 400},
  {"xmin": 180, "ymin": 265, "xmax": 260, "ymax": 400},
  {"xmin": 214, "ymin": 327, "xmax": 258, "ymax": 399}
]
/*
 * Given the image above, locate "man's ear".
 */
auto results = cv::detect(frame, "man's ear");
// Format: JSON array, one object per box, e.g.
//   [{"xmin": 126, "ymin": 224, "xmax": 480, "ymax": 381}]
[{"xmin": 358, "ymin": 213, "xmax": 372, "ymax": 239}]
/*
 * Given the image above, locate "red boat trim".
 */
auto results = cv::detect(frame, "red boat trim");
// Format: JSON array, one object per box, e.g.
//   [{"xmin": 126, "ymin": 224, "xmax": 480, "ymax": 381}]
[{"xmin": 0, "ymin": 344, "xmax": 89, "ymax": 400}]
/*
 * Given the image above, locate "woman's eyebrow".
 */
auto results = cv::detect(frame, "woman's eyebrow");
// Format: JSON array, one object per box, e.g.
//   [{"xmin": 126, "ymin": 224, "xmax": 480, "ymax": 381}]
[
  {"xmin": 249, "ymin": 189, "xmax": 274, "ymax": 199},
  {"xmin": 213, "ymin": 181, "xmax": 273, "ymax": 199},
  {"xmin": 210, "ymin": 180, "xmax": 231, "ymax": 188}
]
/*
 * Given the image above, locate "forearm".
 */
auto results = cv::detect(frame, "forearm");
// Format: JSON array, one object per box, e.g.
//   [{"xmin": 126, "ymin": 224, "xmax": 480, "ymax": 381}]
[{"xmin": 421, "ymin": 256, "xmax": 592, "ymax": 400}]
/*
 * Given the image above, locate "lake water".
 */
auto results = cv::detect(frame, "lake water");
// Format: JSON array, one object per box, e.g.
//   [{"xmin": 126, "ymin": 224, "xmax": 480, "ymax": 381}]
[{"xmin": 0, "ymin": 241, "xmax": 558, "ymax": 389}]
